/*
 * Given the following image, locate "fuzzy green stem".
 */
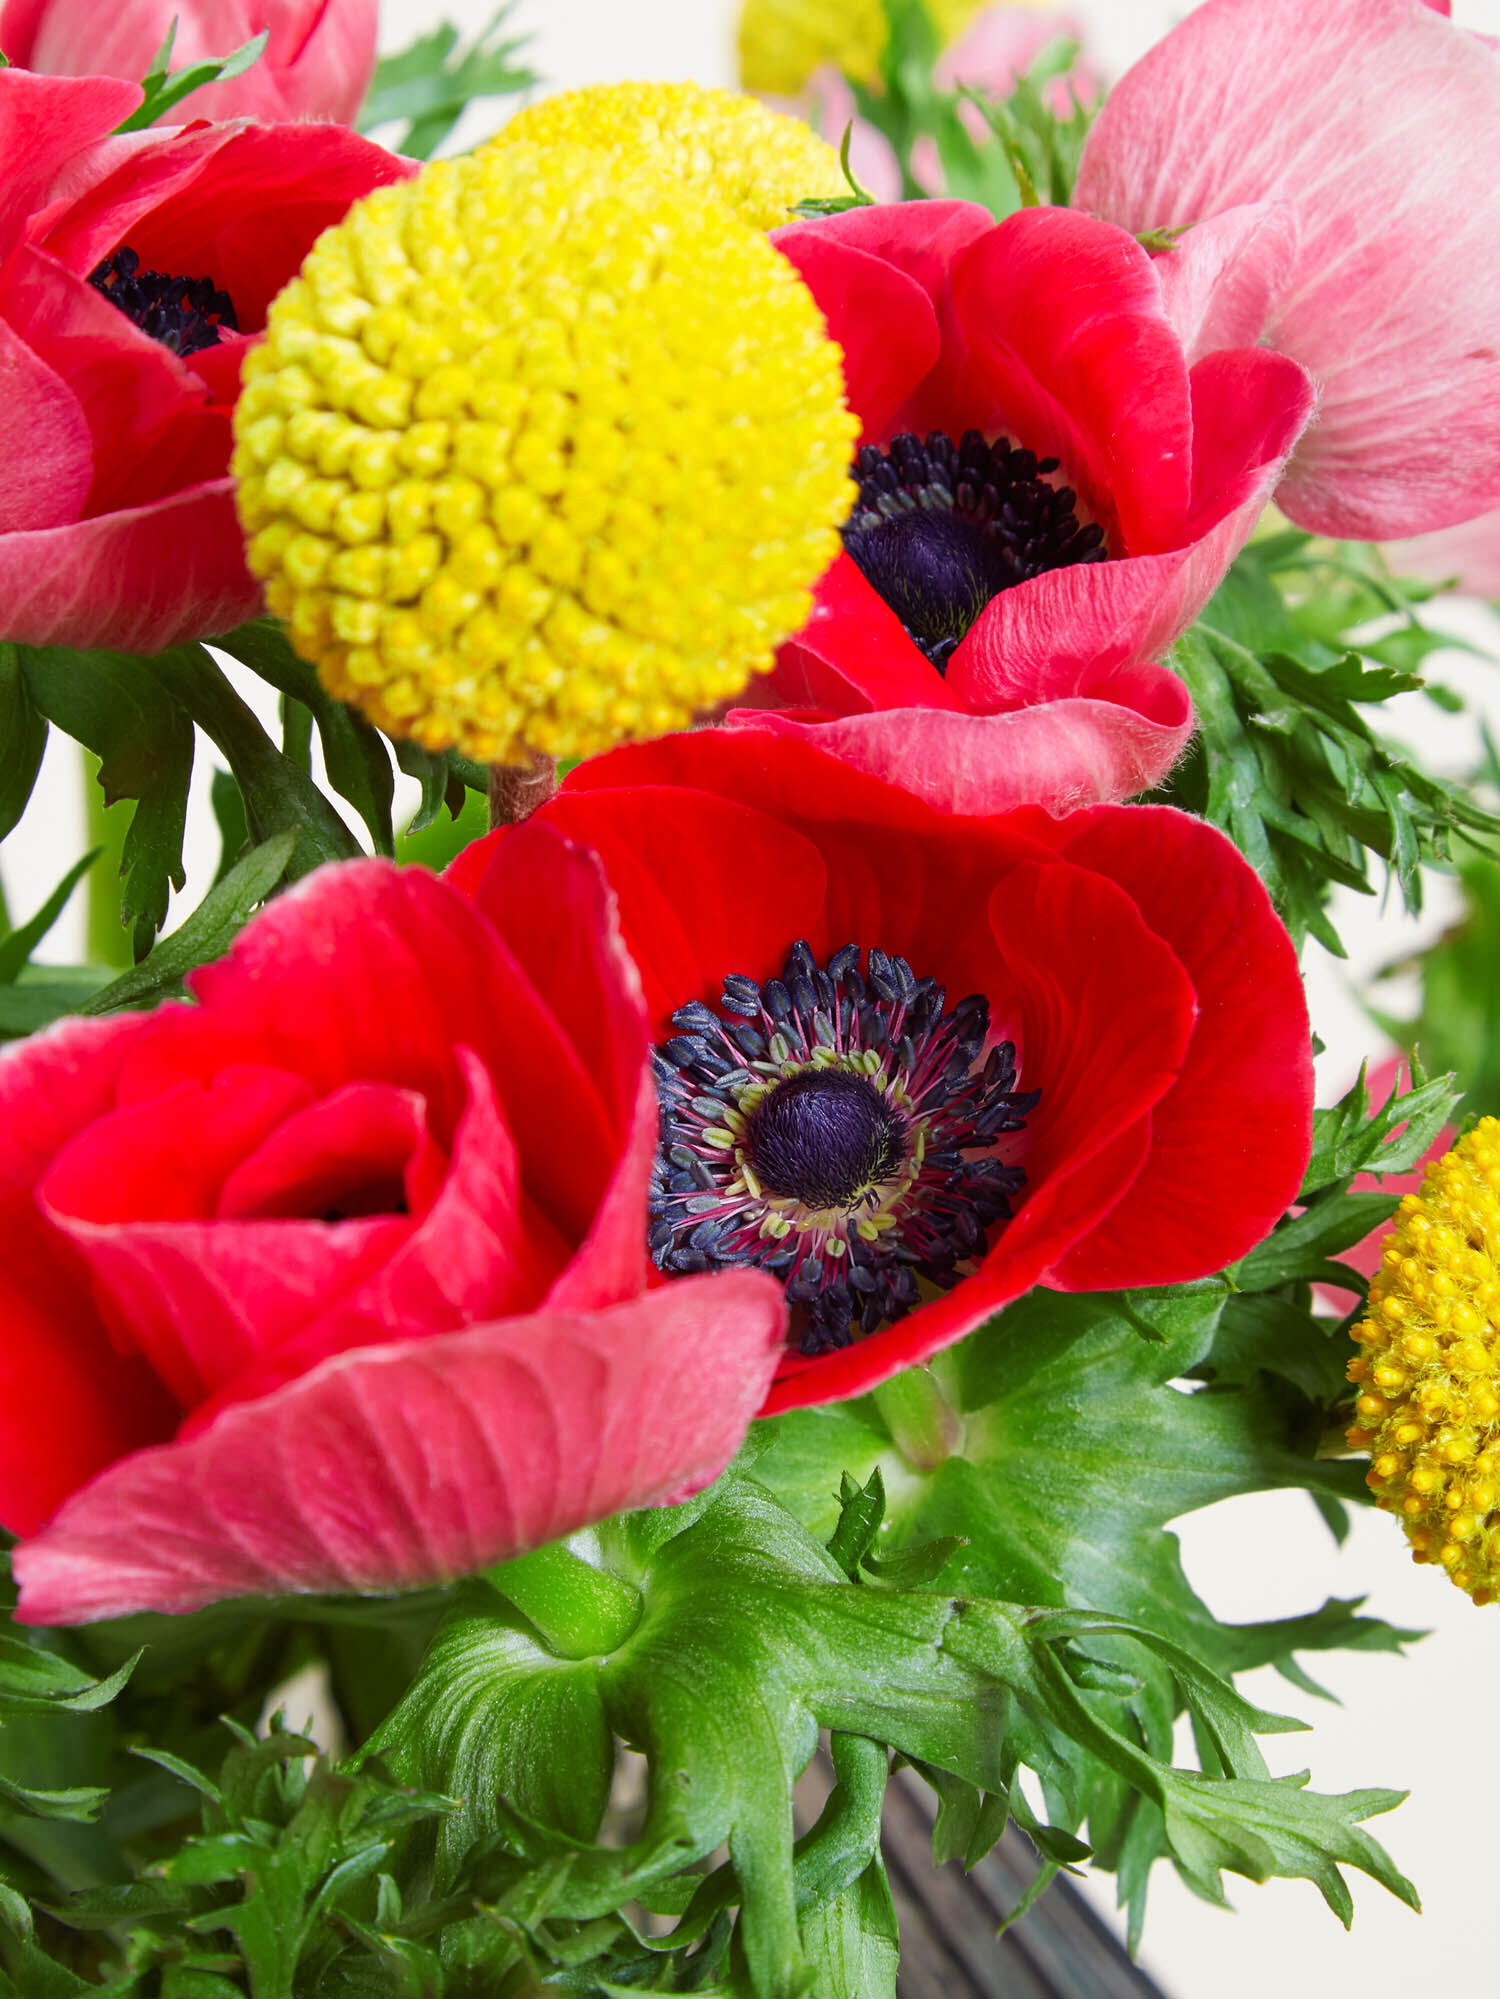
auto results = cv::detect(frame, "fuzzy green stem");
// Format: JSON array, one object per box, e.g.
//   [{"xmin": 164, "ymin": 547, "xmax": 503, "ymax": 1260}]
[
  {"xmin": 487, "ymin": 1542, "xmax": 642, "ymax": 1660},
  {"xmin": 872, "ymin": 1365, "xmax": 961, "ymax": 1472}
]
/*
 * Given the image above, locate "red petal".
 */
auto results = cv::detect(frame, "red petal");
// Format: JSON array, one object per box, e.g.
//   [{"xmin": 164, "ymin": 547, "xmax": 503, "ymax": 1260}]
[
  {"xmin": 1044, "ymin": 805, "xmax": 1313, "ymax": 1285},
  {"xmin": 13, "ymin": 1270, "xmax": 788, "ymax": 1622},
  {"xmin": 946, "ymin": 207, "xmax": 1193, "ymax": 553},
  {"xmin": 0, "ymin": 68, "xmax": 139, "ymax": 261}
]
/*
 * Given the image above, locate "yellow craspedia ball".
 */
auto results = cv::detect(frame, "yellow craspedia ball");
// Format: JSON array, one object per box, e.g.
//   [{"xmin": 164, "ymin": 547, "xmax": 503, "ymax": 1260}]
[
  {"xmin": 487, "ymin": 81, "xmax": 847, "ymax": 233},
  {"xmin": 1349, "ymin": 1117, "xmax": 1500, "ymax": 1604},
  {"xmin": 231, "ymin": 142, "xmax": 858, "ymax": 766},
  {"xmin": 738, "ymin": 0, "xmax": 994, "ymax": 95}
]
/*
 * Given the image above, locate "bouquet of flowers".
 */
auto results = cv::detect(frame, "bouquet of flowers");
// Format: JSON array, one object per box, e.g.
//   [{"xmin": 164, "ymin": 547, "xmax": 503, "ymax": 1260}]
[{"xmin": 1, "ymin": 0, "xmax": 1498, "ymax": 1991}]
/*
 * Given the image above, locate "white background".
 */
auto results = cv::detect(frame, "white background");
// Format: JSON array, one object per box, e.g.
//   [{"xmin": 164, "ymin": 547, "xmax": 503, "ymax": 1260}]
[{"xmin": 9, "ymin": 4, "xmax": 1500, "ymax": 1993}]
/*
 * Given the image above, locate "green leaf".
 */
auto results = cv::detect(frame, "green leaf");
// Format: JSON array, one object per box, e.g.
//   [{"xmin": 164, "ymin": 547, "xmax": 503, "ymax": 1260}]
[
  {"xmin": 0, "ymin": 1770, "xmax": 110, "ymax": 1823},
  {"xmin": 0, "ymin": 643, "xmax": 47, "ymax": 843},
  {"xmin": 357, "ymin": 6, "xmax": 536, "ymax": 158},
  {"xmin": 20, "ymin": 645, "xmax": 194, "ymax": 941},
  {"xmin": 215, "ymin": 623, "xmax": 396, "ymax": 856},
  {"xmin": 79, "ymin": 829, "xmax": 297, "ymax": 1015},
  {"xmin": 1302, "ymin": 1059, "xmax": 1459, "ymax": 1196},
  {"xmin": 1157, "ymin": 543, "xmax": 1500, "ymax": 949},
  {"xmin": 115, "ymin": 28, "xmax": 269, "ymax": 131},
  {"xmin": 0, "ymin": 851, "xmax": 99, "ymax": 984},
  {"xmin": 795, "ymin": 1854, "xmax": 898, "ymax": 1999},
  {"xmin": 0, "ymin": 967, "xmax": 109, "ymax": 1038},
  {"xmin": 827, "ymin": 1470, "xmax": 886, "ymax": 1580},
  {"xmin": 139, "ymin": 644, "xmax": 360, "ymax": 882},
  {"xmin": 0, "ymin": 1638, "xmax": 139, "ymax": 1717}
]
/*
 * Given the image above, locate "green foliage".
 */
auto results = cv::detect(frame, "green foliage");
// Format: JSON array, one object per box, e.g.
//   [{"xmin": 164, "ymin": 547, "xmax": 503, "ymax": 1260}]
[
  {"xmin": 1159, "ymin": 533, "xmax": 1500, "ymax": 951},
  {"xmin": 115, "ymin": 21, "xmax": 271, "ymax": 132},
  {"xmin": 849, "ymin": 0, "xmax": 1093, "ymax": 214},
  {"xmin": 357, "ymin": 7, "xmax": 536, "ymax": 159},
  {"xmin": 1369, "ymin": 851, "xmax": 1500, "ymax": 1118},
  {"xmin": 0, "ymin": 647, "xmax": 46, "ymax": 846}
]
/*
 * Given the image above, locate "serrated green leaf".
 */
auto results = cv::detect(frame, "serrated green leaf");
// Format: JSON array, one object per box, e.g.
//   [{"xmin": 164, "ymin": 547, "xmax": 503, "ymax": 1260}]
[
  {"xmin": 20, "ymin": 645, "xmax": 193, "ymax": 940},
  {"xmin": 140, "ymin": 644, "xmax": 359, "ymax": 882},
  {"xmin": 1302, "ymin": 1060, "xmax": 1461, "ymax": 1195},
  {"xmin": 79, "ymin": 829, "xmax": 296, "ymax": 1015},
  {"xmin": 215, "ymin": 624, "xmax": 395, "ymax": 856},
  {"xmin": 357, "ymin": 6, "xmax": 535, "ymax": 158}
]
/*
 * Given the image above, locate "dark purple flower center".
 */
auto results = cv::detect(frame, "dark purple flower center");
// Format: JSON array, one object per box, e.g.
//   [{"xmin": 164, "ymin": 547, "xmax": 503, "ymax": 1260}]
[
  {"xmin": 842, "ymin": 429, "xmax": 1107, "ymax": 672},
  {"xmin": 89, "ymin": 246, "xmax": 239, "ymax": 359},
  {"xmin": 648, "ymin": 939, "xmax": 1040, "ymax": 1356}
]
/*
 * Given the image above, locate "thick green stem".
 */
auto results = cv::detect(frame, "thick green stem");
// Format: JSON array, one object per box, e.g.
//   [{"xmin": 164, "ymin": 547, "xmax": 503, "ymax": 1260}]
[
  {"xmin": 82, "ymin": 750, "xmax": 131, "ymax": 969},
  {"xmin": 487, "ymin": 1542, "xmax": 642, "ymax": 1660},
  {"xmin": 872, "ymin": 1366, "xmax": 961, "ymax": 1472}
]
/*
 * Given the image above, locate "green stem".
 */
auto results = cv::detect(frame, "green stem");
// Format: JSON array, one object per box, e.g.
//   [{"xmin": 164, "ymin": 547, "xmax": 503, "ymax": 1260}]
[
  {"xmin": 872, "ymin": 1366, "xmax": 961, "ymax": 1472},
  {"xmin": 487, "ymin": 1542, "xmax": 642, "ymax": 1661},
  {"xmin": 82, "ymin": 750, "xmax": 131, "ymax": 969}
]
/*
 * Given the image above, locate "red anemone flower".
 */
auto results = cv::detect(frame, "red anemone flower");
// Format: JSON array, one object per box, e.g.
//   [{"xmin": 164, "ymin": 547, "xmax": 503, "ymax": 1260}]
[
  {"xmin": 0, "ymin": 68, "xmax": 411, "ymax": 652},
  {"xmin": 731, "ymin": 202, "xmax": 1313, "ymax": 818},
  {"xmin": 5, "ymin": 841, "xmax": 785, "ymax": 1625},
  {"xmin": 451, "ymin": 730, "xmax": 1314, "ymax": 1412}
]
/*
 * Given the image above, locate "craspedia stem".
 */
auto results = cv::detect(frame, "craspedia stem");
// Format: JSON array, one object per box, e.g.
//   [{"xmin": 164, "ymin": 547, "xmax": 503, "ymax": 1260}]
[{"xmin": 488, "ymin": 751, "xmax": 557, "ymax": 830}]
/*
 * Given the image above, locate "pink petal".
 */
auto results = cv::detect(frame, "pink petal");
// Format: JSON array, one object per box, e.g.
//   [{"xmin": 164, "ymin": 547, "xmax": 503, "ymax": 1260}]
[
  {"xmin": 1075, "ymin": 0, "xmax": 1500, "ymax": 539},
  {"xmin": 747, "ymin": 553, "xmax": 966, "ymax": 717},
  {"xmin": 0, "ymin": 68, "xmax": 139, "ymax": 261},
  {"xmin": 0, "ymin": 315, "xmax": 92, "ymax": 533},
  {"xmin": 1386, "ymin": 505, "xmax": 1500, "ymax": 598},
  {"xmin": 0, "ymin": 1014, "xmax": 180, "ymax": 1534},
  {"xmin": 13, "ymin": 1270, "xmax": 789, "ymax": 1623},
  {"xmin": 0, "ymin": 475, "xmax": 259, "ymax": 649},
  {"xmin": 1150, "ymin": 202, "xmax": 1301, "ymax": 366},
  {"xmin": 728, "ymin": 687, "xmax": 1190, "ymax": 817}
]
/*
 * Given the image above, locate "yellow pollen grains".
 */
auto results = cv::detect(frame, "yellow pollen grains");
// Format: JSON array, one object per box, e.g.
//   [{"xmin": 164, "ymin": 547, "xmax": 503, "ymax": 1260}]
[
  {"xmin": 487, "ymin": 82, "xmax": 847, "ymax": 233},
  {"xmin": 738, "ymin": 0, "xmax": 993, "ymax": 96},
  {"xmin": 1350, "ymin": 1117, "xmax": 1500, "ymax": 1605},
  {"xmin": 231, "ymin": 142, "xmax": 858, "ymax": 767}
]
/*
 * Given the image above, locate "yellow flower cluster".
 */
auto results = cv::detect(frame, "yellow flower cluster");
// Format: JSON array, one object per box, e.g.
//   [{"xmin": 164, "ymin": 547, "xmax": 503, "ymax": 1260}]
[
  {"xmin": 1350, "ymin": 1118, "xmax": 1500, "ymax": 1604},
  {"xmin": 489, "ymin": 82, "xmax": 847, "ymax": 233},
  {"xmin": 738, "ymin": 0, "xmax": 994, "ymax": 96},
  {"xmin": 232, "ymin": 142, "xmax": 857, "ymax": 765}
]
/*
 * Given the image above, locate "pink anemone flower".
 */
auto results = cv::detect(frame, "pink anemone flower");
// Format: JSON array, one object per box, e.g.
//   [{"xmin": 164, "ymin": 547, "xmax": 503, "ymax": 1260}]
[
  {"xmin": 0, "ymin": 0, "xmax": 379, "ymax": 127},
  {"xmin": 1074, "ymin": 0, "xmax": 1500, "ymax": 542}
]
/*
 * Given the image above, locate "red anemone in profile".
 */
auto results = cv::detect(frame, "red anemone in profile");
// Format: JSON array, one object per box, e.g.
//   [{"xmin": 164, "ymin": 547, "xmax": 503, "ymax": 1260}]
[
  {"xmin": 732, "ymin": 201, "xmax": 1313, "ymax": 818},
  {"xmin": 452, "ymin": 731, "xmax": 1314, "ymax": 1411},
  {"xmin": 5, "ymin": 840, "xmax": 786, "ymax": 1625}
]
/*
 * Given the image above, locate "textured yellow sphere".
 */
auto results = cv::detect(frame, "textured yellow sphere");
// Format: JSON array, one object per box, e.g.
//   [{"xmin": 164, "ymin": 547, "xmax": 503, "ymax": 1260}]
[
  {"xmin": 232, "ymin": 143, "xmax": 857, "ymax": 765},
  {"xmin": 1349, "ymin": 1117, "xmax": 1500, "ymax": 1604},
  {"xmin": 738, "ymin": 0, "xmax": 993, "ymax": 95},
  {"xmin": 488, "ymin": 81, "xmax": 847, "ymax": 233}
]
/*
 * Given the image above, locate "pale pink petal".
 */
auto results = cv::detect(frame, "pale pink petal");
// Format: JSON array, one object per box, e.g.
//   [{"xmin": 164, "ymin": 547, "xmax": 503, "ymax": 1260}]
[
  {"xmin": 13, "ymin": 1270, "xmax": 789, "ymax": 1624},
  {"xmin": 1386, "ymin": 505, "xmax": 1500, "ymax": 598},
  {"xmin": 1150, "ymin": 202, "xmax": 1301, "ymax": 366},
  {"xmin": 1076, "ymin": 0, "xmax": 1500, "ymax": 539},
  {"xmin": 727, "ymin": 688, "xmax": 1191, "ymax": 817}
]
